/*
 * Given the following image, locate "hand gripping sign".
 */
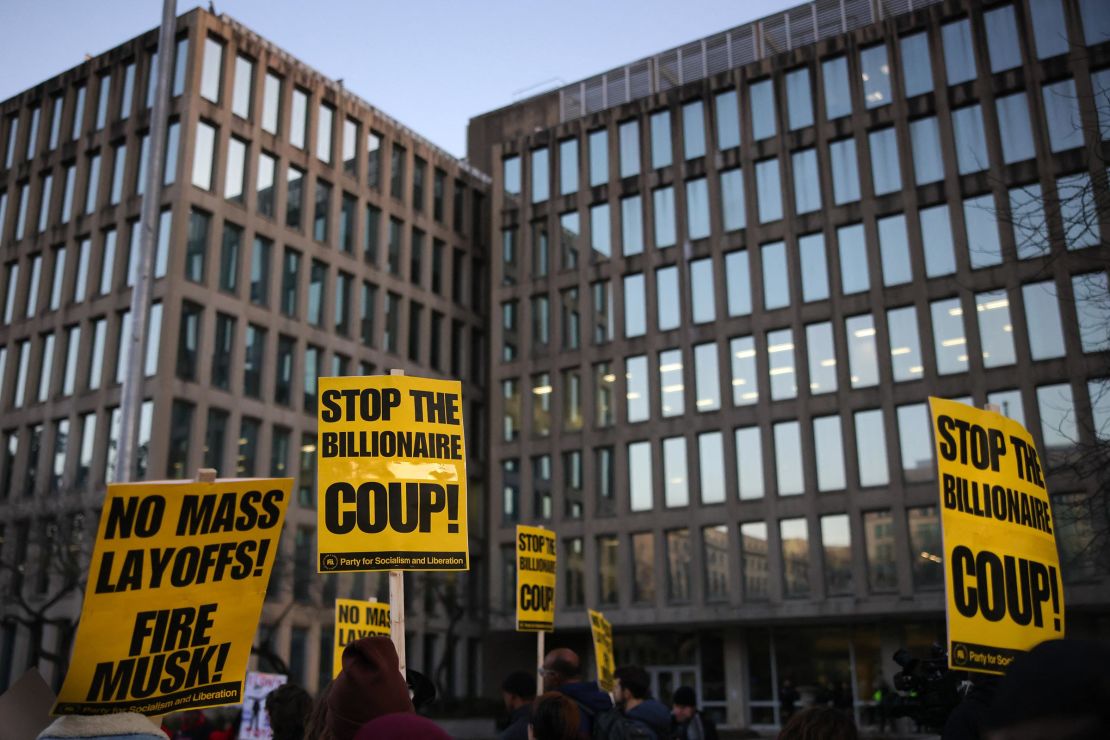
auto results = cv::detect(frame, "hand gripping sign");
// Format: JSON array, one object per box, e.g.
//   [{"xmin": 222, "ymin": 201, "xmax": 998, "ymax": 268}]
[
  {"xmin": 333, "ymin": 598, "xmax": 390, "ymax": 677},
  {"xmin": 53, "ymin": 478, "xmax": 291, "ymax": 715},
  {"xmin": 588, "ymin": 610, "xmax": 615, "ymax": 692},
  {"xmin": 929, "ymin": 398, "xmax": 1065, "ymax": 676},
  {"xmin": 516, "ymin": 526, "xmax": 556, "ymax": 632},
  {"xmin": 317, "ymin": 375, "xmax": 469, "ymax": 572}
]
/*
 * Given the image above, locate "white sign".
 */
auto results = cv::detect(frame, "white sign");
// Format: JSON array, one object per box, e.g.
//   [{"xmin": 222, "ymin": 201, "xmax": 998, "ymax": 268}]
[{"xmin": 237, "ymin": 672, "xmax": 287, "ymax": 740}]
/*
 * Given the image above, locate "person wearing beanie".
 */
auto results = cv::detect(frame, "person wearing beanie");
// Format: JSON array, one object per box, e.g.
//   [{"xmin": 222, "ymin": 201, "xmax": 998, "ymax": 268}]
[
  {"xmin": 352, "ymin": 713, "xmax": 450, "ymax": 740},
  {"xmin": 670, "ymin": 686, "xmax": 718, "ymax": 740},
  {"xmin": 327, "ymin": 637, "xmax": 414, "ymax": 740},
  {"xmin": 38, "ymin": 713, "xmax": 168, "ymax": 740}
]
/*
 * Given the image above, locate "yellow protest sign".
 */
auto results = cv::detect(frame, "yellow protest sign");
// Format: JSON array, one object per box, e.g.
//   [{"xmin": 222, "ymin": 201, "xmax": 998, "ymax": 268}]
[
  {"xmin": 317, "ymin": 375, "xmax": 468, "ymax": 572},
  {"xmin": 929, "ymin": 397, "xmax": 1064, "ymax": 675},
  {"xmin": 54, "ymin": 478, "xmax": 291, "ymax": 715},
  {"xmin": 588, "ymin": 609, "xmax": 615, "ymax": 691},
  {"xmin": 516, "ymin": 526, "xmax": 556, "ymax": 632},
  {"xmin": 333, "ymin": 598, "xmax": 391, "ymax": 677}
]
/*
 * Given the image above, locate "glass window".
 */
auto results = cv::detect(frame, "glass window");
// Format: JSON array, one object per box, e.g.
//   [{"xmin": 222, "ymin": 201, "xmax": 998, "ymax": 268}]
[
  {"xmin": 796, "ymin": 234, "xmax": 829, "ymax": 302},
  {"xmin": 656, "ymin": 266, "xmax": 680, "ymax": 331},
  {"xmin": 219, "ymin": 222, "xmax": 242, "ymax": 294},
  {"xmin": 952, "ymin": 105, "xmax": 988, "ymax": 174},
  {"xmin": 562, "ymin": 368, "xmax": 583, "ymax": 431},
  {"xmin": 869, "ymin": 128, "xmax": 900, "ymax": 195},
  {"xmin": 716, "ymin": 90, "xmax": 740, "ymax": 150},
  {"xmin": 290, "ymin": 88, "xmax": 308, "ymax": 149},
  {"xmin": 686, "ymin": 177, "xmax": 710, "ymax": 240},
  {"xmin": 750, "ymin": 79, "xmax": 776, "ymax": 140},
  {"xmin": 1030, "ymin": 0, "xmax": 1070, "ymax": 58},
  {"xmin": 650, "ymin": 110, "xmax": 672, "ymax": 169},
  {"xmin": 897, "ymin": 403, "xmax": 934, "ymax": 482},
  {"xmin": 531, "ymin": 294, "xmax": 549, "ymax": 346},
  {"xmin": 185, "ymin": 209, "xmax": 209, "ymax": 284},
  {"xmin": 703, "ymin": 525, "xmax": 730, "ymax": 601},
  {"xmin": 366, "ymin": 131, "xmax": 382, "ymax": 188},
  {"xmin": 619, "ymin": 119, "xmax": 640, "ymax": 178},
  {"xmin": 762, "ymin": 242, "xmax": 790, "ymax": 310},
  {"xmin": 1008, "ymin": 182, "xmax": 1049, "ymax": 260},
  {"xmin": 920, "ymin": 204, "xmax": 957, "ymax": 276},
  {"xmin": 1081, "ymin": 0, "xmax": 1110, "ymax": 45},
  {"xmin": 1057, "ymin": 173, "xmax": 1100, "ymax": 250},
  {"xmin": 806, "ymin": 321, "xmax": 837, "ymax": 394},
  {"xmin": 659, "ymin": 347, "xmax": 684, "ymax": 418},
  {"xmin": 1043, "ymin": 80, "xmax": 1084, "ymax": 152},
  {"xmin": 224, "ymin": 136, "xmax": 246, "ymax": 203},
  {"xmin": 988, "ymin": 389, "xmax": 1026, "ymax": 427},
  {"xmin": 682, "ymin": 100, "xmax": 706, "ymax": 159},
  {"xmin": 813, "ymin": 416, "xmax": 846, "ymax": 491},
  {"xmin": 964, "ymin": 194, "xmax": 1002, "ymax": 268},
  {"xmin": 822, "ymin": 514, "xmax": 853, "ymax": 595},
  {"xmin": 232, "ymin": 54, "xmax": 253, "ymax": 118},
  {"xmin": 942, "ymin": 19, "xmax": 977, "ymax": 85},
  {"xmin": 619, "ymin": 194, "xmax": 645, "ymax": 256},
  {"xmin": 984, "ymin": 6, "xmax": 1022, "ymax": 72},
  {"xmin": 975, "ymin": 290, "xmax": 1016, "ymax": 367},
  {"xmin": 690, "ymin": 258, "xmax": 715, "ymax": 324},
  {"xmin": 1074, "ymin": 272, "xmax": 1110, "ymax": 352},
  {"xmin": 255, "ymin": 151, "xmax": 276, "ymax": 217},
  {"xmin": 261, "ymin": 71, "xmax": 281, "ymax": 133},
  {"xmin": 740, "ymin": 522, "xmax": 769, "ymax": 599},
  {"xmin": 653, "ymin": 185, "xmax": 676, "ymax": 248},
  {"xmin": 887, "ymin": 306, "xmax": 924, "ymax": 381},
  {"xmin": 823, "ymin": 56, "xmax": 851, "ymax": 120},
  {"xmin": 1023, "ymin": 281, "xmax": 1067, "ymax": 359},
  {"xmin": 623, "ymin": 272, "xmax": 646, "ymax": 337},
  {"xmin": 343, "ymin": 119, "xmax": 358, "ymax": 175},
  {"xmin": 878, "ymin": 214, "xmax": 911, "ymax": 286},
  {"xmin": 931, "ymin": 297, "xmax": 969, "ymax": 375},
  {"xmin": 736, "ymin": 427, "xmax": 763, "ymax": 500},
  {"xmin": 774, "ymin": 421, "xmax": 804, "ymax": 496},
  {"xmin": 855, "ymin": 409, "xmax": 889, "ymax": 486},
  {"xmin": 786, "ymin": 68, "xmax": 814, "ymax": 130},
  {"xmin": 829, "ymin": 138, "xmax": 860, "ymax": 204},
  {"xmin": 192, "ymin": 121, "xmax": 216, "ymax": 190},
  {"xmin": 595, "ymin": 362, "xmax": 615, "ymax": 427},
  {"xmin": 755, "ymin": 159, "xmax": 782, "ymax": 223},
  {"xmin": 694, "ymin": 342, "xmax": 721, "ymax": 412},
  {"xmin": 901, "ymin": 32, "xmax": 934, "ymax": 97},
  {"xmin": 996, "ymin": 93, "xmax": 1035, "ymax": 164},
  {"xmin": 629, "ymin": 440, "xmax": 654, "ymax": 511},
  {"xmin": 1037, "ymin": 383, "xmax": 1077, "ymax": 458},
  {"xmin": 864, "ymin": 511, "xmax": 897, "ymax": 592},
  {"xmin": 619, "ymin": 357, "xmax": 650, "ymax": 433},
  {"xmin": 698, "ymin": 432, "xmax": 725, "ymax": 505},
  {"xmin": 631, "ymin": 532, "xmax": 655, "ymax": 603},
  {"xmin": 731, "ymin": 336, "xmax": 758, "ymax": 405},
  {"xmin": 846, "ymin": 314, "xmax": 879, "ymax": 387},
  {"xmin": 910, "ymin": 117, "xmax": 944, "ymax": 185},
  {"xmin": 1095, "ymin": 69, "xmax": 1110, "ymax": 140},
  {"xmin": 838, "ymin": 223, "xmax": 869, "ymax": 295},
  {"xmin": 200, "ymin": 37, "xmax": 223, "ymax": 102},
  {"xmin": 780, "ymin": 518, "xmax": 810, "ymax": 597},
  {"xmin": 585, "ymin": 129, "xmax": 608, "ymax": 187},
  {"xmin": 792, "ymin": 149, "xmax": 821, "ymax": 214},
  {"xmin": 666, "ymin": 529, "xmax": 692, "ymax": 602},
  {"xmin": 663, "ymin": 436, "xmax": 688, "ymax": 507},
  {"xmin": 592, "ymin": 280, "xmax": 614, "ymax": 344},
  {"xmin": 725, "ymin": 250, "xmax": 751, "ymax": 316},
  {"xmin": 502, "ymin": 155, "xmax": 521, "ymax": 195},
  {"xmin": 559, "ymin": 138, "xmax": 578, "ymax": 195},
  {"xmin": 317, "ymin": 103, "xmax": 334, "ymax": 163},
  {"xmin": 860, "ymin": 44, "xmax": 891, "ymax": 108},
  {"xmin": 531, "ymin": 147, "xmax": 549, "ymax": 203},
  {"xmin": 1052, "ymin": 493, "xmax": 1099, "ymax": 582},
  {"xmin": 720, "ymin": 168, "xmax": 745, "ymax": 231},
  {"xmin": 313, "ymin": 179, "xmax": 331, "ymax": 243}
]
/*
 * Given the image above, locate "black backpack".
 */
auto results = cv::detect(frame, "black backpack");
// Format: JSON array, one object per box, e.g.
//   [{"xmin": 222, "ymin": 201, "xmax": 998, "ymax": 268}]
[{"xmin": 575, "ymin": 702, "xmax": 657, "ymax": 740}]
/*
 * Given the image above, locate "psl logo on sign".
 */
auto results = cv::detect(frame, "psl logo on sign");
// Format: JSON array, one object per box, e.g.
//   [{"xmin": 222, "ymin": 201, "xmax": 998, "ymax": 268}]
[
  {"xmin": 317, "ymin": 375, "xmax": 469, "ymax": 572},
  {"xmin": 588, "ymin": 610, "xmax": 615, "ymax": 692},
  {"xmin": 929, "ymin": 398, "xmax": 1065, "ymax": 675},
  {"xmin": 238, "ymin": 672, "xmax": 287, "ymax": 740},
  {"xmin": 333, "ymin": 598, "xmax": 391, "ymax": 677},
  {"xmin": 53, "ymin": 478, "xmax": 291, "ymax": 715},
  {"xmin": 516, "ymin": 526, "xmax": 556, "ymax": 632}
]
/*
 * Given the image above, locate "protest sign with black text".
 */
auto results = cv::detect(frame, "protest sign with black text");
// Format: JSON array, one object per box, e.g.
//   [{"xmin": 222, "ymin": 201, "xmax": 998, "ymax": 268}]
[
  {"xmin": 588, "ymin": 609, "xmax": 615, "ymax": 692},
  {"xmin": 516, "ymin": 525, "xmax": 556, "ymax": 632},
  {"xmin": 333, "ymin": 598, "xmax": 390, "ymax": 676}
]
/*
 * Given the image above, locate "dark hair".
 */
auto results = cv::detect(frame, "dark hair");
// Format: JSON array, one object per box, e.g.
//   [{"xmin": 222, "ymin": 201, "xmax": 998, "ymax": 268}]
[
  {"xmin": 502, "ymin": 671, "xmax": 537, "ymax": 700},
  {"xmin": 777, "ymin": 707, "xmax": 858, "ymax": 740},
  {"xmin": 530, "ymin": 692, "xmax": 581, "ymax": 740},
  {"xmin": 613, "ymin": 666, "xmax": 650, "ymax": 699},
  {"xmin": 266, "ymin": 683, "xmax": 313, "ymax": 740},
  {"xmin": 304, "ymin": 681, "xmax": 333, "ymax": 740},
  {"xmin": 672, "ymin": 686, "xmax": 697, "ymax": 708}
]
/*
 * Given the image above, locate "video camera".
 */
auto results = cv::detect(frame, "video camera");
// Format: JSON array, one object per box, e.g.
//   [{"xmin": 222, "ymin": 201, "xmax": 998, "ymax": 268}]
[{"xmin": 885, "ymin": 643, "xmax": 961, "ymax": 732}]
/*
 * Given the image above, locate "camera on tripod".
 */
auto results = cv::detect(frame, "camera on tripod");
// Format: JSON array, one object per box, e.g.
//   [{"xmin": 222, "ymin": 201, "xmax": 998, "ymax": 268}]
[{"xmin": 885, "ymin": 643, "xmax": 961, "ymax": 731}]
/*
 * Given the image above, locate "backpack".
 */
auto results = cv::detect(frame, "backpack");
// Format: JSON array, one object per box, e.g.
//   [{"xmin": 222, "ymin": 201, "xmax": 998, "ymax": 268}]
[{"xmin": 575, "ymin": 702, "xmax": 657, "ymax": 740}]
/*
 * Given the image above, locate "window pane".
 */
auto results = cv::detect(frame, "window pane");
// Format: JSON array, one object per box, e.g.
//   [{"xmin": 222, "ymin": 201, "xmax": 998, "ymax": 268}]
[
  {"xmin": 920, "ymin": 204, "xmax": 956, "ymax": 276},
  {"xmin": 910, "ymin": 117, "xmax": 944, "ymax": 185},
  {"xmin": 887, "ymin": 306, "xmax": 924, "ymax": 382},
  {"xmin": 716, "ymin": 90, "xmax": 740, "ymax": 150},
  {"xmin": 531, "ymin": 147, "xmax": 549, "ymax": 203},
  {"xmin": 740, "ymin": 522, "xmax": 769, "ymax": 600},
  {"xmin": 750, "ymin": 79, "xmax": 776, "ymax": 140},
  {"xmin": 1057, "ymin": 173, "xmax": 1100, "ymax": 250},
  {"xmin": 559, "ymin": 138, "xmax": 578, "ymax": 195},
  {"xmin": 964, "ymin": 194, "xmax": 1002, "ymax": 268},
  {"xmin": 943, "ymin": 19, "xmax": 977, "ymax": 85},
  {"xmin": 720, "ymin": 168, "xmax": 745, "ymax": 231},
  {"xmin": 767, "ymin": 328, "xmax": 797, "ymax": 403},
  {"xmin": 1081, "ymin": 0, "xmax": 1110, "ymax": 45},
  {"xmin": 755, "ymin": 159, "xmax": 782, "ymax": 223},
  {"xmin": 1023, "ymin": 281, "xmax": 1066, "ymax": 359},
  {"xmin": 908, "ymin": 507, "xmax": 943, "ymax": 588},
  {"xmin": 864, "ymin": 511, "xmax": 897, "ymax": 591},
  {"xmin": 860, "ymin": 44, "xmax": 891, "ymax": 109},
  {"xmin": 588, "ymin": 129, "xmax": 608, "ymax": 186},
  {"xmin": 1010, "ymin": 184, "xmax": 1049, "ymax": 259},
  {"xmin": 780, "ymin": 518, "xmax": 809, "ymax": 597},
  {"xmin": 1037, "ymin": 383, "xmax": 1077, "ymax": 460},
  {"xmin": 621, "ymin": 195, "xmax": 644, "ymax": 256},
  {"xmin": 975, "ymin": 290, "xmax": 1016, "ymax": 367},
  {"xmin": 762, "ymin": 241, "xmax": 790, "ymax": 310},
  {"xmin": 774, "ymin": 421, "xmax": 804, "ymax": 496},
  {"xmin": 317, "ymin": 103, "xmax": 333, "ymax": 163},
  {"xmin": 797, "ymin": 234, "xmax": 828, "ymax": 302},
  {"xmin": 822, "ymin": 56, "xmax": 851, "ymax": 119},
  {"xmin": 846, "ymin": 314, "xmax": 879, "ymax": 387},
  {"xmin": 736, "ymin": 427, "xmax": 763, "ymax": 500},
  {"xmin": 663, "ymin": 436, "xmax": 688, "ymax": 507},
  {"xmin": 725, "ymin": 250, "xmax": 751, "ymax": 316},
  {"xmin": 996, "ymin": 93, "xmax": 1035, "ymax": 164},
  {"xmin": 792, "ymin": 149, "xmax": 821, "ymax": 214},
  {"xmin": 1030, "ymin": 0, "xmax": 1070, "ymax": 59},
  {"xmin": 822, "ymin": 514, "xmax": 853, "ymax": 595},
  {"xmin": 869, "ymin": 127, "xmax": 900, "ymax": 195},
  {"xmin": 629, "ymin": 440, "xmax": 654, "ymax": 511},
  {"xmin": 878, "ymin": 213, "xmax": 911, "ymax": 286},
  {"xmin": 232, "ymin": 54, "xmax": 253, "ymax": 118},
  {"xmin": 653, "ymin": 186, "xmax": 676, "ymax": 248},
  {"xmin": 225, "ymin": 137, "xmax": 246, "ymax": 202},
  {"xmin": 502, "ymin": 155, "xmax": 521, "ymax": 195},
  {"xmin": 1074, "ymin": 272, "xmax": 1110, "ymax": 352},
  {"xmin": 694, "ymin": 342, "xmax": 721, "ymax": 412},
  {"xmin": 901, "ymin": 32, "xmax": 933, "ymax": 97},
  {"xmin": 619, "ymin": 119, "xmax": 640, "ymax": 178},
  {"xmin": 813, "ymin": 416, "xmax": 846, "ymax": 491},
  {"xmin": 786, "ymin": 68, "xmax": 814, "ymax": 130},
  {"xmin": 200, "ymin": 37, "xmax": 223, "ymax": 103},
  {"xmin": 829, "ymin": 139, "xmax": 860, "ymax": 204},
  {"xmin": 952, "ymin": 105, "xmax": 988, "ymax": 174},
  {"xmin": 989, "ymin": 388, "xmax": 1026, "ymax": 427},
  {"xmin": 192, "ymin": 121, "xmax": 216, "ymax": 190},
  {"xmin": 591, "ymin": 203, "xmax": 611, "ymax": 257},
  {"xmin": 632, "ymin": 532, "xmax": 655, "ymax": 602},
  {"xmin": 698, "ymin": 432, "xmax": 725, "ymax": 504},
  {"xmin": 730, "ymin": 336, "xmax": 758, "ymax": 405},
  {"xmin": 1043, "ymin": 80, "xmax": 1084, "ymax": 152},
  {"xmin": 931, "ymin": 298, "xmax": 969, "ymax": 375},
  {"xmin": 686, "ymin": 177, "xmax": 710, "ymax": 240},
  {"xmin": 703, "ymin": 525, "xmax": 730, "ymax": 601},
  {"xmin": 262, "ymin": 72, "xmax": 280, "ymax": 134},
  {"xmin": 657, "ymin": 266, "xmax": 680, "ymax": 331},
  {"xmin": 985, "ymin": 6, "xmax": 1023, "ymax": 72},
  {"xmin": 838, "ymin": 223, "xmax": 869, "ymax": 295},
  {"xmin": 624, "ymin": 273, "xmax": 646, "ymax": 337},
  {"xmin": 855, "ymin": 409, "xmax": 889, "ymax": 486},
  {"xmin": 650, "ymin": 110, "xmax": 672, "ymax": 169},
  {"xmin": 897, "ymin": 403, "xmax": 933, "ymax": 482},
  {"xmin": 682, "ymin": 101, "xmax": 705, "ymax": 159},
  {"xmin": 690, "ymin": 258, "xmax": 715, "ymax": 324},
  {"xmin": 806, "ymin": 321, "xmax": 837, "ymax": 395},
  {"xmin": 626, "ymin": 355, "xmax": 649, "ymax": 423}
]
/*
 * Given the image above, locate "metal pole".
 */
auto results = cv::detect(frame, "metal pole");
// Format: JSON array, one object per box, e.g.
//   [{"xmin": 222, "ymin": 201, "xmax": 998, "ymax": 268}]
[{"xmin": 115, "ymin": 0, "xmax": 177, "ymax": 484}]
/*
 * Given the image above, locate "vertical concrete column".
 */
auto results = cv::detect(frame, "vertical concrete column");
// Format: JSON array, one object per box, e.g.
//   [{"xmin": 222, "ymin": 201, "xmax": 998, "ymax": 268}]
[
  {"xmin": 878, "ymin": 624, "xmax": 903, "ymax": 688},
  {"xmin": 723, "ymin": 628, "xmax": 750, "ymax": 728}
]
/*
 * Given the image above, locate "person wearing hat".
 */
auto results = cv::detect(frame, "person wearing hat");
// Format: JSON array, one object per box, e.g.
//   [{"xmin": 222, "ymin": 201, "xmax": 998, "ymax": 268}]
[
  {"xmin": 669, "ymin": 687, "xmax": 717, "ymax": 740},
  {"xmin": 326, "ymin": 636, "xmax": 416, "ymax": 740}
]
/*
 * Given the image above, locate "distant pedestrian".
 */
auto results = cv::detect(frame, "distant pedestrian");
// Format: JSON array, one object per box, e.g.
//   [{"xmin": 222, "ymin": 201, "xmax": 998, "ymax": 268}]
[
  {"xmin": 777, "ymin": 706, "xmax": 857, "ymax": 740},
  {"xmin": 612, "ymin": 666, "xmax": 670, "ymax": 740},
  {"xmin": 266, "ymin": 683, "xmax": 312, "ymax": 740},
  {"xmin": 541, "ymin": 648, "xmax": 613, "ymax": 736},
  {"xmin": 669, "ymin": 686, "xmax": 718, "ymax": 740},
  {"xmin": 500, "ymin": 670, "xmax": 537, "ymax": 740},
  {"xmin": 779, "ymin": 679, "xmax": 800, "ymax": 721},
  {"xmin": 529, "ymin": 692, "xmax": 581, "ymax": 740}
]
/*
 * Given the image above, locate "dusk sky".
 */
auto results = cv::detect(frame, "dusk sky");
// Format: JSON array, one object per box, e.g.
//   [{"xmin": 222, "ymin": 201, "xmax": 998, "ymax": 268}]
[{"xmin": 0, "ymin": 0, "xmax": 799, "ymax": 159}]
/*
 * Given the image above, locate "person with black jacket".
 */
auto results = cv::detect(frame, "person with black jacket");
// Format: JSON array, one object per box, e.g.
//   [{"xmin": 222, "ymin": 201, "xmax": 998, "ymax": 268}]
[{"xmin": 669, "ymin": 687, "xmax": 718, "ymax": 740}]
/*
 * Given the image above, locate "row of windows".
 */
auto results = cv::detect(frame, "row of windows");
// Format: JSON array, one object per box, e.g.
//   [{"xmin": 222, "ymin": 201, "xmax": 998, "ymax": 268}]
[
  {"xmin": 502, "ymin": 1, "xmax": 1109, "ymax": 197},
  {"xmin": 500, "ymin": 380, "xmax": 1106, "ymax": 522}
]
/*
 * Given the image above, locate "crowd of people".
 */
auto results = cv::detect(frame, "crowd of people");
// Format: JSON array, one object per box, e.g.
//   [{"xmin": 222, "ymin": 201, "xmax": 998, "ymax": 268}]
[{"xmin": 29, "ymin": 637, "xmax": 1110, "ymax": 740}]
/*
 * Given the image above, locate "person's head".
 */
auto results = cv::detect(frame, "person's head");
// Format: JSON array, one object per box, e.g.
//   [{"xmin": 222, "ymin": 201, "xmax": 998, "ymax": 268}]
[
  {"xmin": 528, "ymin": 692, "xmax": 581, "ymax": 740},
  {"xmin": 671, "ymin": 686, "xmax": 698, "ymax": 723},
  {"xmin": 353, "ymin": 714, "xmax": 450, "ymax": 740},
  {"xmin": 612, "ymin": 666, "xmax": 650, "ymax": 709},
  {"xmin": 502, "ymin": 671, "xmax": 537, "ymax": 711},
  {"xmin": 777, "ymin": 706, "xmax": 858, "ymax": 740},
  {"xmin": 327, "ymin": 637, "xmax": 415, "ymax": 740},
  {"xmin": 541, "ymin": 648, "xmax": 581, "ymax": 691},
  {"xmin": 265, "ymin": 684, "xmax": 312, "ymax": 740}
]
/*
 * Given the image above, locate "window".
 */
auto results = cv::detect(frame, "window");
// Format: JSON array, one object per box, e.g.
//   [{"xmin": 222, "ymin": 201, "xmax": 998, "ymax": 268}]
[
  {"xmin": 626, "ymin": 355, "xmax": 649, "ymax": 423},
  {"xmin": 317, "ymin": 103, "xmax": 334, "ymax": 163},
  {"xmin": 621, "ymin": 195, "xmax": 643, "ymax": 255},
  {"xmin": 1023, "ymin": 281, "xmax": 1066, "ymax": 359},
  {"xmin": 1080, "ymin": 0, "xmax": 1110, "ymax": 45},
  {"xmin": 774, "ymin": 421, "xmax": 804, "ymax": 496},
  {"xmin": 95, "ymin": 73, "xmax": 111, "ymax": 130},
  {"xmin": 259, "ymin": 72, "xmax": 281, "ymax": 133},
  {"xmin": 598, "ymin": 535, "xmax": 620, "ymax": 604},
  {"xmin": 232, "ymin": 54, "xmax": 254, "ymax": 118},
  {"xmin": 218, "ymin": 222, "xmax": 241, "ymax": 294},
  {"xmin": 1037, "ymin": 383, "xmax": 1077, "ymax": 459},
  {"xmin": 290, "ymin": 88, "xmax": 308, "ymax": 149},
  {"xmin": 166, "ymin": 401, "xmax": 194, "ymax": 478},
  {"xmin": 878, "ymin": 214, "xmax": 911, "ymax": 286},
  {"xmin": 412, "ymin": 156, "xmax": 425, "ymax": 211},
  {"xmin": 200, "ymin": 37, "xmax": 223, "ymax": 102},
  {"xmin": 630, "ymin": 439, "xmax": 652, "ymax": 514},
  {"xmin": 590, "ymin": 203, "xmax": 611, "ymax": 257},
  {"xmin": 730, "ymin": 335, "xmax": 759, "ymax": 405},
  {"xmin": 335, "ymin": 272, "xmax": 352, "ymax": 336},
  {"xmin": 686, "ymin": 177, "xmax": 710, "ymax": 240},
  {"xmin": 659, "ymin": 347, "xmax": 683, "ymax": 417},
  {"xmin": 715, "ymin": 90, "xmax": 740, "ymax": 150},
  {"xmin": 942, "ymin": 19, "xmax": 977, "ymax": 85},
  {"xmin": 703, "ymin": 525, "xmax": 730, "ymax": 601},
  {"xmin": 920, "ymin": 204, "xmax": 956, "ymax": 276},
  {"xmin": 1030, "ymin": 0, "xmax": 1070, "ymax": 58},
  {"xmin": 996, "ymin": 93, "xmax": 1035, "ymax": 164},
  {"xmin": 503, "ymin": 155, "xmax": 521, "ymax": 195},
  {"xmin": 838, "ymin": 223, "xmax": 869, "ymax": 295},
  {"xmin": 225, "ymin": 136, "xmax": 246, "ymax": 202},
  {"xmin": 785, "ymin": 68, "xmax": 813, "ymax": 130},
  {"xmin": 931, "ymin": 297, "xmax": 969, "ymax": 375},
  {"xmin": 897, "ymin": 403, "xmax": 934, "ymax": 482},
  {"xmin": 1057, "ymin": 173, "xmax": 1100, "ymax": 249},
  {"xmin": 698, "ymin": 432, "xmax": 725, "ymax": 504},
  {"xmin": 163, "ymin": 121, "xmax": 180, "ymax": 186},
  {"xmin": 964, "ymin": 194, "xmax": 1002, "ymax": 268},
  {"xmin": 176, "ymin": 301, "xmax": 201, "ymax": 381},
  {"xmin": 242, "ymin": 323, "xmax": 265, "ymax": 398},
  {"xmin": 762, "ymin": 242, "xmax": 790, "ymax": 310},
  {"xmin": 985, "ymin": 6, "xmax": 1022, "ymax": 72},
  {"xmin": 869, "ymin": 128, "xmax": 900, "ymax": 195},
  {"xmin": 38, "ymin": 174, "xmax": 53, "ymax": 233},
  {"xmin": 1074, "ymin": 272, "xmax": 1110, "ymax": 352},
  {"xmin": 60, "ymin": 164, "xmax": 75, "ymax": 223},
  {"xmin": 975, "ymin": 290, "xmax": 1016, "ymax": 367},
  {"xmin": 806, "ymin": 322, "xmax": 837, "ymax": 394},
  {"xmin": 822, "ymin": 514, "xmax": 853, "ymax": 595},
  {"xmin": 210, "ymin": 313, "xmax": 235, "ymax": 390},
  {"xmin": 1010, "ymin": 185, "xmax": 1049, "ymax": 259},
  {"xmin": 887, "ymin": 306, "xmax": 924, "ymax": 381},
  {"xmin": 755, "ymin": 159, "xmax": 782, "ymax": 223},
  {"xmin": 307, "ymin": 260, "xmax": 326, "ymax": 327},
  {"xmin": 720, "ymin": 168, "xmax": 745, "ymax": 231},
  {"xmin": 562, "ymin": 288, "xmax": 580, "ymax": 350},
  {"xmin": 846, "ymin": 314, "xmax": 879, "ymax": 387},
  {"xmin": 285, "ymin": 165, "xmax": 306, "ymax": 230},
  {"xmin": 619, "ymin": 119, "xmax": 640, "ymax": 177},
  {"xmin": 694, "ymin": 343, "xmax": 720, "ymax": 411},
  {"xmin": 313, "ymin": 179, "xmax": 331, "ymax": 243},
  {"xmin": 823, "ymin": 56, "xmax": 851, "ymax": 119},
  {"xmin": 185, "ymin": 209, "xmax": 210, "ymax": 284},
  {"xmin": 741, "ymin": 522, "xmax": 769, "ymax": 599},
  {"xmin": 690, "ymin": 258, "xmax": 715, "ymax": 324},
  {"xmin": 1043, "ymin": 80, "xmax": 1084, "ymax": 152},
  {"xmin": 303, "ymin": 345, "xmax": 320, "ymax": 412},
  {"xmin": 735, "ymin": 426, "xmax": 764, "ymax": 500},
  {"xmin": 864, "ymin": 511, "xmax": 897, "ymax": 592},
  {"xmin": 725, "ymin": 250, "xmax": 751, "ymax": 316},
  {"xmin": 780, "ymin": 518, "xmax": 809, "ymax": 597},
  {"xmin": 665, "ymin": 529, "xmax": 691, "ymax": 602},
  {"xmin": 531, "ymin": 146, "xmax": 549, "ymax": 202},
  {"xmin": 532, "ymin": 294, "xmax": 549, "ymax": 345},
  {"xmin": 813, "ymin": 416, "xmax": 846, "ymax": 491},
  {"xmin": 367, "ymin": 131, "xmax": 382, "ymax": 188},
  {"xmin": 860, "ymin": 44, "xmax": 891, "ymax": 108},
  {"xmin": 663, "ymin": 436, "xmax": 688, "ymax": 507},
  {"xmin": 650, "ymin": 110, "xmax": 672, "ymax": 168},
  {"xmin": 749, "ymin": 79, "xmax": 776, "ymax": 140},
  {"xmin": 829, "ymin": 139, "xmax": 860, "ymax": 204},
  {"xmin": 280, "ymin": 247, "xmax": 300, "ymax": 317},
  {"xmin": 792, "ymin": 149, "xmax": 821, "ymax": 214},
  {"xmin": 682, "ymin": 100, "xmax": 705, "ymax": 159},
  {"xmin": 654, "ymin": 185, "xmax": 676, "ymax": 247},
  {"xmin": 559, "ymin": 138, "xmax": 578, "ymax": 195},
  {"xmin": 855, "ymin": 409, "xmax": 889, "ymax": 486},
  {"xmin": 192, "ymin": 121, "xmax": 216, "ymax": 190},
  {"xmin": 901, "ymin": 32, "xmax": 933, "ymax": 97},
  {"xmin": 85, "ymin": 153, "xmax": 100, "ymax": 214},
  {"xmin": 767, "ymin": 328, "xmax": 796, "ymax": 400}
]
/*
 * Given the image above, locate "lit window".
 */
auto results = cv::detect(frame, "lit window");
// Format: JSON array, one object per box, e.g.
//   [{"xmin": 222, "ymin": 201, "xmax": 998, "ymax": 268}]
[
  {"xmin": 806, "ymin": 321, "xmax": 837, "ymax": 394},
  {"xmin": 860, "ymin": 44, "xmax": 891, "ymax": 108},
  {"xmin": 930, "ymin": 297, "xmax": 969, "ymax": 375},
  {"xmin": 659, "ymin": 348, "xmax": 684, "ymax": 418},
  {"xmin": 886, "ymin": 306, "xmax": 924, "ymax": 381},
  {"xmin": 767, "ymin": 328, "xmax": 796, "ymax": 401}
]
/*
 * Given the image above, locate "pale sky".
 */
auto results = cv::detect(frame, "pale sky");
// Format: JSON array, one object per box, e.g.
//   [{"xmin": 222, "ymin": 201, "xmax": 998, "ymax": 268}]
[{"xmin": 0, "ymin": 0, "xmax": 800, "ymax": 160}]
